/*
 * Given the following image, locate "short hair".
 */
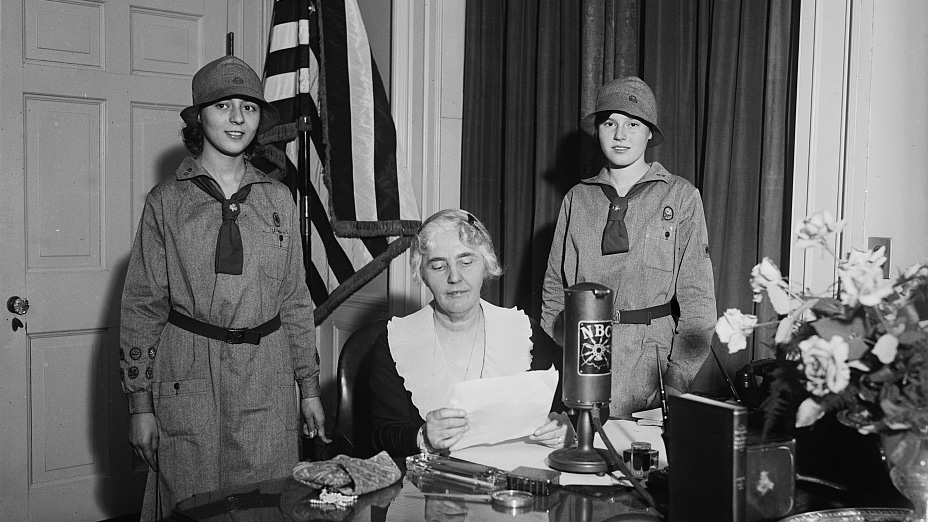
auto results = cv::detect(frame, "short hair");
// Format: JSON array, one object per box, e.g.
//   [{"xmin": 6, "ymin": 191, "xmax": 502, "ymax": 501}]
[
  {"xmin": 409, "ymin": 209, "xmax": 503, "ymax": 284},
  {"xmin": 181, "ymin": 120, "xmax": 263, "ymax": 159}
]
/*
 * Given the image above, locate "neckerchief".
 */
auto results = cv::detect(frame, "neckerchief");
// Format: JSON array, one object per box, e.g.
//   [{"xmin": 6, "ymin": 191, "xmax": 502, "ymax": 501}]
[
  {"xmin": 191, "ymin": 176, "xmax": 253, "ymax": 275},
  {"xmin": 599, "ymin": 182, "xmax": 652, "ymax": 255}
]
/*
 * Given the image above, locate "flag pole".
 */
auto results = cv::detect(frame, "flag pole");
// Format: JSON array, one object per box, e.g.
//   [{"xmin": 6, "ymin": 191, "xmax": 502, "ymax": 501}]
[{"xmin": 297, "ymin": 115, "xmax": 312, "ymax": 282}]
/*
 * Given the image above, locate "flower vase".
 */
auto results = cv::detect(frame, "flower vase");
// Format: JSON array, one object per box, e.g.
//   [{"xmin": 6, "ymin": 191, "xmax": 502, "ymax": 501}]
[{"xmin": 882, "ymin": 430, "xmax": 928, "ymax": 521}]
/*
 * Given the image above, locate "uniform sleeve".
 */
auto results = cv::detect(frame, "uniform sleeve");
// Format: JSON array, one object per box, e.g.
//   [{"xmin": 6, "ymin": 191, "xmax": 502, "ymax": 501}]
[
  {"xmin": 541, "ymin": 195, "xmax": 572, "ymax": 339},
  {"xmin": 529, "ymin": 319, "xmax": 566, "ymax": 414},
  {"xmin": 666, "ymin": 188, "xmax": 717, "ymax": 392},
  {"xmin": 119, "ymin": 190, "xmax": 169, "ymax": 414},
  {"xmin": 277, "ymin": 192, "xmax": 320, "ymax": 399},
  {"xmin": 370, "ymin": 330, "xmax": 423, "ymax": 457}
]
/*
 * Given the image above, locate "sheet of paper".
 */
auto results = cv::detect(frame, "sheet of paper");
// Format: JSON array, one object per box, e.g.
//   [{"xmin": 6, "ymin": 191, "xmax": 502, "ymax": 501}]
[
  {"xmin": 632, "ymin": 407, "xmax": 664, "ymax": 426},
  {"xmin": 448, "ymin": 367, "xmax": 558, "ymax": 451},
  {"xmin": 631, "ymin": 407, "xmax": 663, "ymax": 421},
  {"xmin": 451, "ymin": 419, "xmax": 667, "ymax": 486}
]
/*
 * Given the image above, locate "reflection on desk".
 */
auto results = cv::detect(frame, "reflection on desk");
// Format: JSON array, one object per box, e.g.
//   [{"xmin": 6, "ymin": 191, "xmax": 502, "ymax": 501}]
[
  {"xmin": 168, "ymin": 419, "xmax": 664, "ymax": 522},
  {"xmin": 168, "ymin": 472, "xmax": 661, "ymax": 522},
  {"xmin": 166, "ymin": 417, "xmax": 906, "ymax": 521}
]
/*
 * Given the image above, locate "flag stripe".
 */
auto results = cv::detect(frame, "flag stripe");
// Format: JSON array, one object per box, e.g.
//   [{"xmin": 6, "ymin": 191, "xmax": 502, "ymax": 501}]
[
  {"xmin": 262, "ymin": 0, "xmax": 419, "ymax": 324},
  {"xmin": 318, "ymin": 0, "xmax": 359, "ymax": 222}
]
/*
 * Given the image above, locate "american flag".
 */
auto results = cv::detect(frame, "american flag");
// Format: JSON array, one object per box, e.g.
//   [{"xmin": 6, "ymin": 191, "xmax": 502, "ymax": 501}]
[{"xmin": 259, "ymin": 0, "xmax": 420, "ymax": 324}]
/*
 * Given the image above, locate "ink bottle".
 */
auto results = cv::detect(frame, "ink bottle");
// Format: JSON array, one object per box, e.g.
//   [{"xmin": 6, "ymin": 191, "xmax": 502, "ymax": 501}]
[{"xmin": 622, "ymin": 441, "xmax": 659, "ymax": 480}]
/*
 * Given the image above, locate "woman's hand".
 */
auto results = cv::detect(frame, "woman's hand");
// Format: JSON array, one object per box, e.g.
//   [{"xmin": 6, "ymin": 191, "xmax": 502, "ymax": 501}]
[
  {"xmin": 129, "ymin": 412, "xmax": 160, "ymax": 471},
  {"xmin": 425, "ymin": 408, "xmax": 469, "ymax": 450},
  {"xmin": 529, "ymin": 412, "xmax": 575, "ymax": 448},
  {"xmin": 301, "ymin": 397, "xmax": 331, "ymax": 443}
]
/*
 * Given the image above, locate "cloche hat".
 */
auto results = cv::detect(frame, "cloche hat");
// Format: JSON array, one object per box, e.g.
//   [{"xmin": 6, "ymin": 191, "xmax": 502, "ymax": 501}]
[
  {"xmin": 180, "ymin": 55, "xmax": 280, "ymax": 135},
  {"xmin": 580, "ymin": 76, "xmax": 664, "ymax": 147}
]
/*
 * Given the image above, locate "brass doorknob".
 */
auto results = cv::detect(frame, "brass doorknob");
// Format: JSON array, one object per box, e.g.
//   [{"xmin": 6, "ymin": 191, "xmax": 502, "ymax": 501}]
[{"xmin": 7, "ymin": 296, "xmax": 29, "ymax": 315}]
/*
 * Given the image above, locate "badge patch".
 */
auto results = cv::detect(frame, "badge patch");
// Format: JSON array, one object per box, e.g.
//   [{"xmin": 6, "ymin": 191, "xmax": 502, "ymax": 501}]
[
  {"xmin": 273, "ymin": 212, "xmax": 281, "ymax": 227},
  {"xmin": 662, "ymin": 206, "xmax": 674, "ymax": 220}
]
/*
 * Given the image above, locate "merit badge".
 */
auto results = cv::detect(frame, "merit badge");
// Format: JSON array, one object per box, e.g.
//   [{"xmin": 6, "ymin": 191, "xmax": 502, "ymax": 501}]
[
  {"xmin": 662, "ymin": 206, "xmax": 674, "ymax": 220},
  {"xmin": 273, "ymin": 212, "xmax": 281, "ymax": 227}
]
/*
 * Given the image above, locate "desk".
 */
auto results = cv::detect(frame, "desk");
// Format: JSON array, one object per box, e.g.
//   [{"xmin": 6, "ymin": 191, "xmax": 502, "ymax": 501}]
[
  {"xmin": 166, "ymin": 419, "xmax": 909, "ymax": 522},
  {"xmin": 168, "ymin": 420, "xmax": 664, "ymax": 522},
  {"xmin": 169, "ymin": 474, "xmax": 661, "ymax": 522}
]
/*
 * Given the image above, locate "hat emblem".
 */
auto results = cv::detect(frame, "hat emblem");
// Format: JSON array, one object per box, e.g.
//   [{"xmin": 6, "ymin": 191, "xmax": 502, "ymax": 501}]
[
  {"xmin": 232, "ymin": 77, "xmax": 244, "ymax": 85},
  {"xmin": 628, "ymin": 94, "xmax": 638, "ymax": 103}
]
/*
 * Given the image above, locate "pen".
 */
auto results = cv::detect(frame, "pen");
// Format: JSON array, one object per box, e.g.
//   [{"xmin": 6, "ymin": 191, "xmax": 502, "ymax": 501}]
[
  {"xmin": 419, "ymin": 492, "xmax": 492, "ymax": 503},
  {"xmin": 423, "ymin": 469, "xmax": 497, "ymax": 490},
  {"xmin": 656, "ymin": 345, "xmax": 669, "ymax": 428}
]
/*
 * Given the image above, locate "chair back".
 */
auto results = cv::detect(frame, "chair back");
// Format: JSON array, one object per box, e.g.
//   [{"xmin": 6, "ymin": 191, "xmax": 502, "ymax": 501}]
[{"xmin": 321, "ymin": 319, "xmax": 389, "ymax": 460}]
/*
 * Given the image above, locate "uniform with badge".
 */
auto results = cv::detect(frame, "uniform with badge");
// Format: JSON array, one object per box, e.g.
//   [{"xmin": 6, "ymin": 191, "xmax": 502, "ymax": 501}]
[
  {"xmin": 541, "ymin": 77, "xmax": 717, "ymax": 416},
  {"xmin": 119, "ymin": 56, "xmax": 322, "ymax": 521}
]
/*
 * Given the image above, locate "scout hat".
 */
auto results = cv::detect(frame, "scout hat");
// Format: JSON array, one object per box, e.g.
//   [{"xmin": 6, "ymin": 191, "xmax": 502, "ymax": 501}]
[
  {"xmin": 180, "ymin": 55, "xmax": 280, "ymax": 135},
  {"xmin": 579, "ymin": 76, "xmax": 664, "ymax": 147}
]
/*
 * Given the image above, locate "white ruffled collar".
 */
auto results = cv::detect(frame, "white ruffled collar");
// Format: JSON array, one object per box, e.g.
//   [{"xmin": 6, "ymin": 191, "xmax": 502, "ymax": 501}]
[{"xmin": 388, "ymin": 300, "xmax": 533, "ymax": 419}]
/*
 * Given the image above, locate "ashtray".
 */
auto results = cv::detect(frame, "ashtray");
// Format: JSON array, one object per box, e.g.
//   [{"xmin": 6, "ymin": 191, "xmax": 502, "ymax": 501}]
[{"xmin": 490, "ymin": 489, "xmax": 534, "ymax": 515}]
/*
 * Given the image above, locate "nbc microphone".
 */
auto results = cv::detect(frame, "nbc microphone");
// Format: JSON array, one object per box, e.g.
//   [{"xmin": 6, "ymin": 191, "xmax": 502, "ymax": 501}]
[{"xmin": 546, "ymin": 282, "xmax": 614, "ymax": 474}]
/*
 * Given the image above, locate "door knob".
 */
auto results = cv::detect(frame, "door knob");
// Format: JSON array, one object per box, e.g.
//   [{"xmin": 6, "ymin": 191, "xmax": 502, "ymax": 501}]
[{"xmin": 7, "ymin": 296, "xmax": 29, "ymax": 315}]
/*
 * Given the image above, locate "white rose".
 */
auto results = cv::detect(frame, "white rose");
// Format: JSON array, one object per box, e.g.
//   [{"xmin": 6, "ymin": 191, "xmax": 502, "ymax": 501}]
[
  {"xmin": 715, "ymin": 309, "xmax": 758, "ymax": 354},
  {"xmin": 798, "ymin": 335, "xmax": 851, "ymax": 396}
]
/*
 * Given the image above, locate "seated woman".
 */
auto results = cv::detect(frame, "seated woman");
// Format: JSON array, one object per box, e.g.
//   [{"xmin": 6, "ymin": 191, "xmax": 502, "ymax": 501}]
[{"xmin": 370, "ymin": 209, "xmax": 575, "ymax": 457}]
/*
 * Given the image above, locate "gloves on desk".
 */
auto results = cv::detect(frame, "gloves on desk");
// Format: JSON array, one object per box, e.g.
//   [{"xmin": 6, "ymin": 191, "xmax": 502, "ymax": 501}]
[{"xmin": 292, "ymin": 451, "xmax": 402, "ymax": 495}]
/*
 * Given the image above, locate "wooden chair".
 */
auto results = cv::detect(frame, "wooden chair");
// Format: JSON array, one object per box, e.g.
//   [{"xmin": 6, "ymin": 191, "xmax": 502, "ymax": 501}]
[{"xmin": 319, "ymin": 319, "xmax": 389, "ymax": 460}]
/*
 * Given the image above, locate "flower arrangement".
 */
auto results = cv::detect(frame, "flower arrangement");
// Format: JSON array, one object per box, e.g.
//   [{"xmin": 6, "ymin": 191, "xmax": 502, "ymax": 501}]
[{"xmin": 715, "ymin": 211, "xmax": 928, "ymax": 437}]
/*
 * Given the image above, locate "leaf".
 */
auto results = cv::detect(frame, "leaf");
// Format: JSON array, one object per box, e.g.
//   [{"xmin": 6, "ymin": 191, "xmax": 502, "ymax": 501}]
[
  {"xmin": 775, "ymin": 316, "xmax": 795, "ymax": 344},
  {"xmin": 767, "ymin": 284, "xmax": 791, "ymax": 315},
  {"xmin": 812, "ymin": 298, "xmax": 846, "ymax": 317},
  {"xmin": 808, "ymin": 316, "xmax": 870, "ymax": 360}
]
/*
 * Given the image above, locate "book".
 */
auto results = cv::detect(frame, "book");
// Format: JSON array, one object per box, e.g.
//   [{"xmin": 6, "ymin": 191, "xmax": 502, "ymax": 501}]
[{"xmin": 668, "ymin": 393, "xmax": 748, "ymax": 522}]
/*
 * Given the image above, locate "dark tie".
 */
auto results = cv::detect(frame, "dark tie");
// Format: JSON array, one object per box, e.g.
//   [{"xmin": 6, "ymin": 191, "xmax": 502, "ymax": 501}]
[
  {"xmin": 599, "ymin": 183, "xmax": 649, "ymax": 255},
  {"xmin": 191, "ymin": 176, "xmax": 253, "ymax": 275}
]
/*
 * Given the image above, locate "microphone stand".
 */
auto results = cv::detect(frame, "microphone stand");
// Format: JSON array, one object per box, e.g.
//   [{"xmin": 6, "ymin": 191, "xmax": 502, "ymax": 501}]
[{"xmin": 590, "ymin": 407, "xmax": 657, "ymax": 510}]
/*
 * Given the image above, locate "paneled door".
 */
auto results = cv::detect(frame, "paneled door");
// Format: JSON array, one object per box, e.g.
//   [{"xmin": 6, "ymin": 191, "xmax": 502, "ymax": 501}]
[{"xmin": 0, "ymin": 1, "xmax": 268, "ymax": 520}]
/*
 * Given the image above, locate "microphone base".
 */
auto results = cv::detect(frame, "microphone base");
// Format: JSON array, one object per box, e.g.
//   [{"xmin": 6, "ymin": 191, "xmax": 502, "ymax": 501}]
[{"xmin": 546, "ymin": 447, "xmax": 614, "ymax": 474}]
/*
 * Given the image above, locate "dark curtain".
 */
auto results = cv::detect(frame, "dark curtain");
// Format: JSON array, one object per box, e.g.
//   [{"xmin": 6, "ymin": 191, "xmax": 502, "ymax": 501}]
[{"xmin": 461, "ymin": 0, "xmax": 799, "ymax": 394}]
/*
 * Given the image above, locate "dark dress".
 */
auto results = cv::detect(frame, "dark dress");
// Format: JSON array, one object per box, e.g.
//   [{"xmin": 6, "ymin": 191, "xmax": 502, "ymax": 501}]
[{"xmin": 370, "ymin": 317, "xmax": 565, "ymax": 457}]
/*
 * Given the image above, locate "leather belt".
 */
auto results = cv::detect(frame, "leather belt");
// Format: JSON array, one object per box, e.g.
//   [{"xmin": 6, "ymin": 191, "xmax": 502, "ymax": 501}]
[
  {"xmin": 168, "ymin": 309, "xmax": 281, "ymax": 345},
  {"xmin": 613, "ymin": 302, "xmax": 673, "ymax": 325}
]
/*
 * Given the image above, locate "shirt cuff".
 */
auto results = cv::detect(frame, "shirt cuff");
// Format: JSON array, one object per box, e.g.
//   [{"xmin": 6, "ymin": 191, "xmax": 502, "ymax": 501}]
[
  {"xmin": 417, "ymin": 425, "xmax": 438, "ymax": 455},
  {"xmin": 127, "ymin": 391, "xmax": 154, "ymax": 414},
  {"xmin": 298, "ymin": 377, "xmax": 320, "ymax": 399}
]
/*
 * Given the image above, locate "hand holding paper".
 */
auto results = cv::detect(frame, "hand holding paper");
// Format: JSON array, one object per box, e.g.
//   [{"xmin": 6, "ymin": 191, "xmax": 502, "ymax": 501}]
[
  {"xmin": 448, "ymin": 367, "xmax": 559, "ymax": 451},
  {"xmin": 424, "ymin": 408, "xmax": 469, "ymax": 451}
]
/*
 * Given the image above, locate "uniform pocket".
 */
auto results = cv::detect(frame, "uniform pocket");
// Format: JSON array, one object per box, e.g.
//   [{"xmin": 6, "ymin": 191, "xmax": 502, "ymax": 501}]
[
  {"xmin": 644, "ymin": 222, "xmax": 676, "ymax": 272},
  {"xmin": 272, "ymin": 371, "xmax": 300, "ymax": 432},
  {"xmin": 154, "ymin": 378, "xmax": 208, "ymax": 437},
  {"xmin": 259, "ymin": 231, "xmax": 291, "ymax": 280}
]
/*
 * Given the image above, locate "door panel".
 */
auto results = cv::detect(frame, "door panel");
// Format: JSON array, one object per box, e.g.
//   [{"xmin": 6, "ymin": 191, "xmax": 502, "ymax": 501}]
[{"xmin": 0, "ymin": 1, "xmax": 266, "ymax": 520}]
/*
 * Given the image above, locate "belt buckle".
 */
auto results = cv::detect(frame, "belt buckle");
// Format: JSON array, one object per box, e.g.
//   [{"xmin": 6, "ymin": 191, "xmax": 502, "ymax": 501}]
[
  {"xmin": 613, "ymin": 310, "xmax": 621, "ymax": 323},
  {"xmin": 226, "ymin": 328, "xmax": 247, "ymax": 344},
  {"xmin": 226, "ymin": 495, "xmax": 241, "ymax": 512}
]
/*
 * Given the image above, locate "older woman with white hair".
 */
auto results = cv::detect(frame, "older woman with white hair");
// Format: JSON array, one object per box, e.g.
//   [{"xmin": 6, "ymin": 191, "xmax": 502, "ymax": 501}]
[{"xmin": 370, "ymin": 209, "xmax": 575, "ymax": 457}]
